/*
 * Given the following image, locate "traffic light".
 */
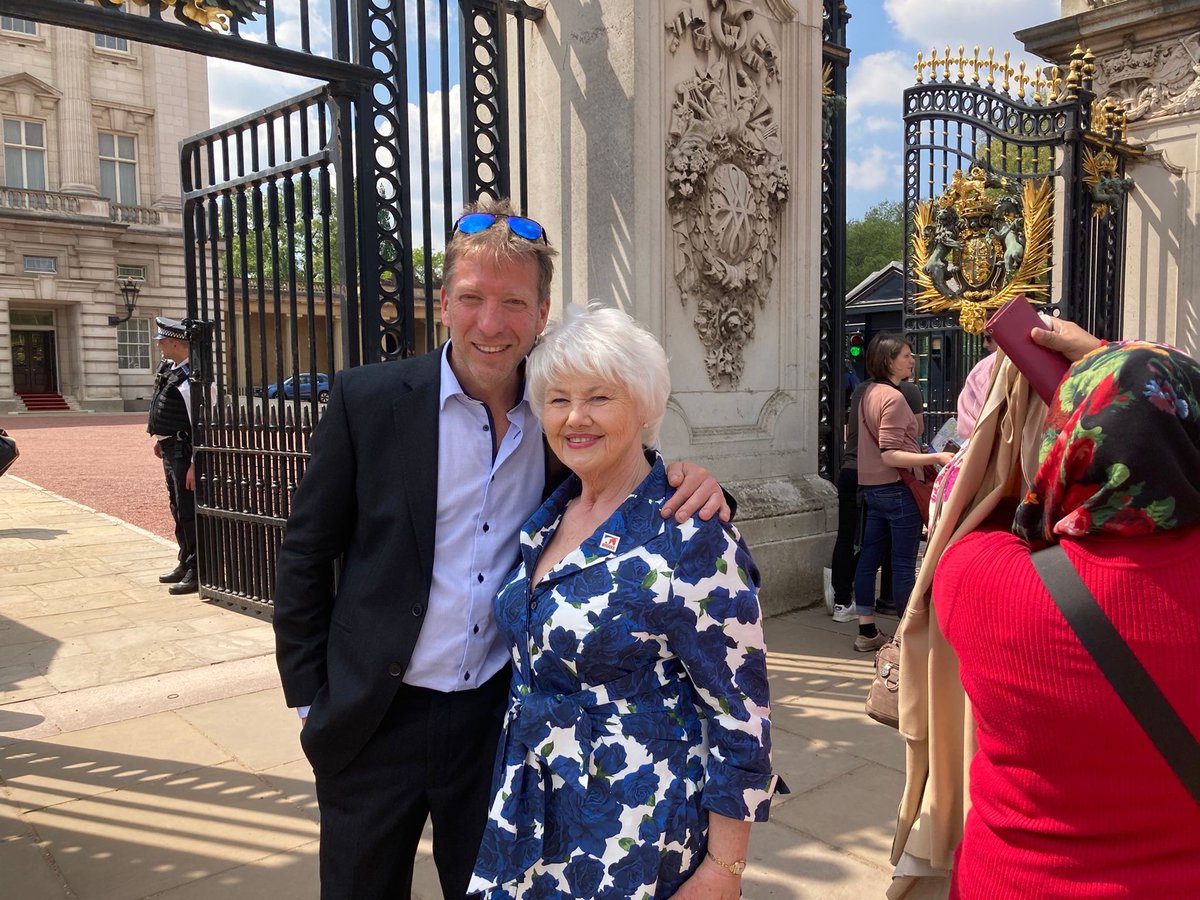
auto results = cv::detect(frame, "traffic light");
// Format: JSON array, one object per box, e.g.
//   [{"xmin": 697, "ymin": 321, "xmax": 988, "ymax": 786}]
[{"xmin": 848, "ymin": 332, "xmax": 865, "ymax": 359}]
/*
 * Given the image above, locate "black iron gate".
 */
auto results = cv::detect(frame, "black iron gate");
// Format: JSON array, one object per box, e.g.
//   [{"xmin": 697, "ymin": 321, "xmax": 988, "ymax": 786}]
[
  {"xmin": 7, "ymin": 0, "xmax": 540, "ymax": 614},
  {"xmin": 180, "ymin": 1, "xmax": 541, "ymax": 614},
  {"xmin": 817, "ymin": 0, "xmax": 850, "ymax": 480},
  {"xmin": 901, "ymin": 46, "xmax": 1136, "ymax": 440}
]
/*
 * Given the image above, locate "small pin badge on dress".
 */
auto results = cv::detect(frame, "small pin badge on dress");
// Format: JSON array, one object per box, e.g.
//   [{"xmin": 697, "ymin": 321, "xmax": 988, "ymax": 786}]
[{"xmin": 600, "ymin": 533, "xmax": 620, "ymax": 552}]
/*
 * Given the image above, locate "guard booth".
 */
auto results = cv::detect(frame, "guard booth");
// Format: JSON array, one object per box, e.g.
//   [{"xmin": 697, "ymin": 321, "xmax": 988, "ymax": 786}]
[
  {"xmin": 900, "ymin": 45, "xmax": 1137, "ymax": 442},
  {"xmin": 5, "ymin": 0, "xmax": 542, "ymax": 614}
]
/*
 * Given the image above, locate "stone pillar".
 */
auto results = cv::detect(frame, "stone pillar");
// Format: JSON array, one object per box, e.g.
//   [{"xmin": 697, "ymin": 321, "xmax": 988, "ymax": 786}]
[
  {"xmin": 52, "ymin": 25, "xmax": 98, "ymax": 195},
  {"xmin": 1019, "ymin": 0, "xmax": 1200, "ymax": 356},
  {"xmin": 522, "ymin": 1, "xmax": 833, "ymax": 613}
]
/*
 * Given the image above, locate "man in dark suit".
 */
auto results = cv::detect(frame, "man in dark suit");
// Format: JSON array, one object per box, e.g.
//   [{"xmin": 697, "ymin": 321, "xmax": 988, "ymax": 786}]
[{"xmin": 273, "ymin": 197, "xmax": 728, "ymax": 899}]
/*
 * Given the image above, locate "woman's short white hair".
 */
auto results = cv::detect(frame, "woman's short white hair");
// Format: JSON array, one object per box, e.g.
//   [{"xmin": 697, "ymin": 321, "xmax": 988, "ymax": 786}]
[{"xmin": 527, "ymin": 302, "xmax": 671, "ymax": 448}]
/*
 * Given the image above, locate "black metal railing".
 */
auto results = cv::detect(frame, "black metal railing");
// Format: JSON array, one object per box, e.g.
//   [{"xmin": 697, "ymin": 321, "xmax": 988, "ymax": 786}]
[
  {"xmin": 176, "ymin": 2, "xmax": 539, "ymax": 613},
  {"xmin": 183, "ymin": 86, "xmax": 345, "ymax": 615},
  {"xmin": 818, "ymin": 0, "xmax": 850, "ymax": 480}
]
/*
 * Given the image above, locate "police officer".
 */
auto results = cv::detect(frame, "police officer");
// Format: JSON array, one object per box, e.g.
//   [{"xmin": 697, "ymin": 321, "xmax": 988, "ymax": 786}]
[{"xmin": 149, "ymin": 317, "xmax": 197, "ymax": 595}]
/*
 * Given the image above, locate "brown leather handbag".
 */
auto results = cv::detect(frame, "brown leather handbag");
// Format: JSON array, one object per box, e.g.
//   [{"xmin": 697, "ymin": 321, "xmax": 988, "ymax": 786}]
[{"xmin": 865, "ymin": 636, "xmax": 901, "ymax": 729}]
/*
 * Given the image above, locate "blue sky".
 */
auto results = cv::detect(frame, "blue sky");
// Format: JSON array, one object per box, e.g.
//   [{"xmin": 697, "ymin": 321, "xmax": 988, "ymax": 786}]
[
  {"xmin": 204, "ymin": 1, "xmax": 1062, "ymax": 229},
  {"xmin": 843, "ymin": 0, "xmax": 1060, "ymax": 219}
]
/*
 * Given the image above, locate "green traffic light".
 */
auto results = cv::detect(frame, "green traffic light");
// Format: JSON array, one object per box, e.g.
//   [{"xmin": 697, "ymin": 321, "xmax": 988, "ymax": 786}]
[{"xmin": 849, "ymin": 345, "xmax": 862, "ymax": 357}]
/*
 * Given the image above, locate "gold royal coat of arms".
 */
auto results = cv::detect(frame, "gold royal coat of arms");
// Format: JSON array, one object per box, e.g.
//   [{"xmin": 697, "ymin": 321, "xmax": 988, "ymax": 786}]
[{"xmin": 911, "ymin": 166, "xmax": 1054, "ymax": 333}]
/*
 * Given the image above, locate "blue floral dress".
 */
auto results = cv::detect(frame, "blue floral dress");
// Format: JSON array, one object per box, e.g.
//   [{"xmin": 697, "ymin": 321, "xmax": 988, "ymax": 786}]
[{"xmin": 469, "ymin": 457, "xmax": 782, "ymax": 899}]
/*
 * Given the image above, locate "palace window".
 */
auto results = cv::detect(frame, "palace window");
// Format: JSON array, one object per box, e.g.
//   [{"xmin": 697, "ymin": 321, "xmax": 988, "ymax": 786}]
[
  {"xmin": 95, "ymin": 33, "xmax": 129, "ymax": 52},
  {"xmin": 99, "ymin": 132, "xmax": 138, "ymax": 205},
  {"xmin": 3, "ymin": 119, "xmax": 47, "ymax": 190},
  {"xmin": 0, "ymin": 16, "xmax": 37, "ymax": 35},
  {"xmin": 117, "ymin": 317, "xmax": 152, "ymax": 371},
  {"xmin": 23, "ymin": 255, "xmax": 57, "ymax": 274}
]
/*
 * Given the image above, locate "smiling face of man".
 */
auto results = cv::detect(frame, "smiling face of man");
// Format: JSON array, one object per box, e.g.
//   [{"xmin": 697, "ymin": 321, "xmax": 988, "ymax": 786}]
[{"xmin": 440, "ymin": 252, "xmax": 550, "ymax": 409}]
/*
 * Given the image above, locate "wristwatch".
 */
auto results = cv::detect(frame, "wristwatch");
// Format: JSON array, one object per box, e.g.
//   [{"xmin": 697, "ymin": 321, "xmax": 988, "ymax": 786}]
[{"xmin": 706, "ymin": 851, "xmax": 747, "ymax": 876}]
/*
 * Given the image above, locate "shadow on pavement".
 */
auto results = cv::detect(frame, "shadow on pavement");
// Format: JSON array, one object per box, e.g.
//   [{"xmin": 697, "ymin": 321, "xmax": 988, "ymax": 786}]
[
  {"xmin": 0, "ymin": 529, "xmax": 67, "ymax": 540},
  {"xmin": 0, "ymin": 614, "xmax": 60, "ymax": 703},
  {"xmin": 0, "ymin": 739, "xmax": 319, "ymax": 899}
]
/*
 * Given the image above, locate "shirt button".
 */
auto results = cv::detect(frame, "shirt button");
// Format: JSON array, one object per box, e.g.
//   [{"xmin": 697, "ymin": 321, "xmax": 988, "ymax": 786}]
[
  {"xmin": 411, "ymin": 603, "xmax": 424, "ymax": 617},
  {"xmin": 482, "ymin": 523, "xmax": 489, "ymax": 533},
  {"xmin": 477, "ymin": 573, "xmax": 484, "ymax": 583},
  {"xmin": 531, "ymin": 599, "xmax": 538, "ymax": 609},
  {"xmin": 483, "ymin": 424, "xmax": 490, "ymax": 432},
  {"xmin": 464, "ymin": 672, "xmax": 471, "ymax": 681},
  {"xmin": 387, "ymin": 662, "xmax": 403, "ymax": 677},
  {"xmin": 473, "ymin": 624, "xmax": 480, "ymax": 634}
]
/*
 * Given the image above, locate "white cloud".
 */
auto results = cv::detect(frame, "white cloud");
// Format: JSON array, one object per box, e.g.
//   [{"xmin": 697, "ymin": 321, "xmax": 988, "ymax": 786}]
[
  {"xmin": 864, "ymin": 116, "xmax": 896, "ymax": 133},
  {"xmin": 846, "ymin": 146, "xmax": 902, "ymax": 193},
  {"xmin": 208, "ymin": 58, "xmax": 320, "ymax": 126},
  {"xmin": 883, "ymin": 0, "xmax": 1059, "ymax": 67},
  {"xmin": 846, "ymin": 51, "xmax": 911, "ymax": 123}
]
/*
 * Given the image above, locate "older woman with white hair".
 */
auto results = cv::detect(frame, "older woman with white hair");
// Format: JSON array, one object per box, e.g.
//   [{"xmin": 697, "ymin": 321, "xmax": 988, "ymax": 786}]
[{"xmin": 469, "ymin": 304, "xmax": 784, "ymax": 899}]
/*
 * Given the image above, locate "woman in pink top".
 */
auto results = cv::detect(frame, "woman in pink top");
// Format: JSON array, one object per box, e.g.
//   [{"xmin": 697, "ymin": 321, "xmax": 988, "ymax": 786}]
[
  {"xmin": 853, "ymin": 334, "xmax": 954, "ymax": 653},
  {"xmin": 936, "ymin": 341, "xmax": 1200, "ymax": 896}
]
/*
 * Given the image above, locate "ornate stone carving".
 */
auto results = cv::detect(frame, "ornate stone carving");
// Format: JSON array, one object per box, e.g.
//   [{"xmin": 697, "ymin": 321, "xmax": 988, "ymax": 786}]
[
  {"xmin": 1094, "ymin": 34, "xmax": 1200, "ymax": 121},
  {"xmin": 665, "ymin": 2, "xmax": 790, "ymax": 389}
]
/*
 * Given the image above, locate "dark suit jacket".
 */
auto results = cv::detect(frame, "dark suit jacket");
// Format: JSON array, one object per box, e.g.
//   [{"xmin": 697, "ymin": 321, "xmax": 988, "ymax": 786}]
[{"xmin": 273, "ymin": 349, "xmax": 565, "ymax": 777}]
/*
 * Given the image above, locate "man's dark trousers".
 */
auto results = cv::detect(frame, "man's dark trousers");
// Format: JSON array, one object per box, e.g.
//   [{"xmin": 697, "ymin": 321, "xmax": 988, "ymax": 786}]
[
  {"xmin": 161, "ymin": 439, "xmax": 196, "ymax": 568},
  {"xmin": 313, "ymin": 667, "xmax": 508, "ymax": 899}
]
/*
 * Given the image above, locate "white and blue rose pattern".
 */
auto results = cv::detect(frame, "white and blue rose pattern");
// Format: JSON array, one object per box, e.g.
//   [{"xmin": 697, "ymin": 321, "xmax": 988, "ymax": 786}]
[{"xmin": 470, "ymin": 456, "xmax": 782, "ymax": 899}]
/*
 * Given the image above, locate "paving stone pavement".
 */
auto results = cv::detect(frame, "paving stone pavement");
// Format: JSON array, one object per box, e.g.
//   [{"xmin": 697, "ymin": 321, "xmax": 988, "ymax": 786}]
[{"xmin": 0, "ymin": 475, "xmax": 903, "ymax": 899}]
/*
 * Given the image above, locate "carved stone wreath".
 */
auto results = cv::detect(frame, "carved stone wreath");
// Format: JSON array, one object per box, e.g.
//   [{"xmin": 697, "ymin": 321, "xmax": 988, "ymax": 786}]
[{"xmin": 665, "ymin": 2, "xmax": 790, "ymax": 389}]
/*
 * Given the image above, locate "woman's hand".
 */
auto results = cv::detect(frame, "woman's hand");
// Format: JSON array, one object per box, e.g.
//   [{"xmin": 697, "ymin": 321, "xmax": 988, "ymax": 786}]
[
  {"xmin": 1031, "ymin": 318, "xmax": 1102, "ymax": 361},
  {"xmin": 664, "ymin": 461, "xmax": 731, "ymax": 523},
  {"xmin": 673, "ymin": 857, "xmax": 742, "ymax": 900},
  {"xmin": 933, "ymin": 451, "xmax": 956, "ymax": 468}
]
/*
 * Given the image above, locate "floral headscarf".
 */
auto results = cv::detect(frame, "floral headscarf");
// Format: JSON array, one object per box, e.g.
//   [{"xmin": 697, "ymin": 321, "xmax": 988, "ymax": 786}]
[{"xmin": 1013, "ymin": 341, "xmax": 1200, "ymax": 543}]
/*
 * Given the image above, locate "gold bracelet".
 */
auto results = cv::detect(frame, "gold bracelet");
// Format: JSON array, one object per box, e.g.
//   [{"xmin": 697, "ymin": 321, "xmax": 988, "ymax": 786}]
[{"xmin": 705, "ymin": 851, "xmax": 746, "ymax": 876}]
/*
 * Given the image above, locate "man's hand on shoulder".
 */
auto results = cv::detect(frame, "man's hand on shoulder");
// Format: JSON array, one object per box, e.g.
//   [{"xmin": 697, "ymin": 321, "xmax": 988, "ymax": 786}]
[{"xmin": 663, "ymin": 461, "xmax": 731, "ymax": 523}]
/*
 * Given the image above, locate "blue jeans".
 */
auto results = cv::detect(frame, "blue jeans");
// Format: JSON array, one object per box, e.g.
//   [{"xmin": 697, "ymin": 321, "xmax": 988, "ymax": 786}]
[{"xmin": 854, "ymin": 482, "xmax": 921, "ymax": 618}]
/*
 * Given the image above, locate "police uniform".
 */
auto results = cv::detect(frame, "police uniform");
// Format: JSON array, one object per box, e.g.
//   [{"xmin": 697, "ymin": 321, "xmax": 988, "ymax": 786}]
[{"xmin": 149, "ymin": 317, "xmax": 197, "ymax": 594}]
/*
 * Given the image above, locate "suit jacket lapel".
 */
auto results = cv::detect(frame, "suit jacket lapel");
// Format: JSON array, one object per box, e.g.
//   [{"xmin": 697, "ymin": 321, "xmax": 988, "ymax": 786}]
[{"xmin": 391, "ymin": 350, "xmax": 442, "ymax": 590}]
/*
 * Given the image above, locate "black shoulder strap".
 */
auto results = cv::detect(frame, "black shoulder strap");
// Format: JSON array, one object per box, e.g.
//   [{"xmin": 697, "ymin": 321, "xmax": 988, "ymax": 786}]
[{"xmin": 1031, "ymin": 544, "xmax": 1200, "ymax": 804}]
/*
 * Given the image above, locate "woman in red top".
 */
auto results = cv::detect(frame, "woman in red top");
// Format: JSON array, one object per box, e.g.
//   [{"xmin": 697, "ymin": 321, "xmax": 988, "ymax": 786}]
[{"xmin": 935, "ymin": 340, "xmax": 1200, "ymax": 897}]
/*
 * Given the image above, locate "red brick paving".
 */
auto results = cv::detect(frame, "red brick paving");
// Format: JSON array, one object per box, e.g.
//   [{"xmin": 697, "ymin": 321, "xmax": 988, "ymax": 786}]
[{"xmin": 1, "ymin": 414, "xmax": 177, "ymax": 541}]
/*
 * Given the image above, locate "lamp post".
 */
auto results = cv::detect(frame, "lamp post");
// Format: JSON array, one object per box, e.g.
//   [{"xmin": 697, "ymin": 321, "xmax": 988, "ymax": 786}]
[{"xmin": 109, "ymin": 276, "xmax": 141, "ymax": 326}]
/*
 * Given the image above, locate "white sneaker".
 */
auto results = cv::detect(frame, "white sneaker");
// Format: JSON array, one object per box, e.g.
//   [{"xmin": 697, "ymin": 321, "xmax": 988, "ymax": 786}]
[{"xmin": 832, "ymin": 603, "xmax": 857, "ymax": 623}]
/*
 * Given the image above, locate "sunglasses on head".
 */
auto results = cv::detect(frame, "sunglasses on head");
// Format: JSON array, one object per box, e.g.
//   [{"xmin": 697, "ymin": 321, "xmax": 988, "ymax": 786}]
[{"xmin": 452, "ymin": 212, "xmax": 548, "ymax": 244}]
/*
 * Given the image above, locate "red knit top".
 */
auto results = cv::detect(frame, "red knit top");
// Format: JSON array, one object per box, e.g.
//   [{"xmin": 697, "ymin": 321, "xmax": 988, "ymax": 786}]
[{"xmin": 935, "ymin": 526, "xmax": 1200, "ymax": 898}]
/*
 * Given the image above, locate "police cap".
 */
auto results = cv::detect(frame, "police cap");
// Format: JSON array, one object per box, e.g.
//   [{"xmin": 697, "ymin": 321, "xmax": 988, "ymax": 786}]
[{"xmin": 154, "ymin": 317, "xmax": 188, "ymax": 342}]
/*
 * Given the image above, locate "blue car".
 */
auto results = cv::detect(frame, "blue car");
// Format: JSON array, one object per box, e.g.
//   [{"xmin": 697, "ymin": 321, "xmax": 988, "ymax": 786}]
[{"xmin": 265, "ymin": 372, "xmax": 330, "ymax": 402}]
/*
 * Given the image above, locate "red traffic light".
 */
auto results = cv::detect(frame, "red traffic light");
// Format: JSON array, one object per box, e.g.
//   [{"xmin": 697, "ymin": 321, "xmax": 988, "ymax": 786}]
[{"xmin": 848, "ymin": 333, "xmax": 865, "ymax": 358}]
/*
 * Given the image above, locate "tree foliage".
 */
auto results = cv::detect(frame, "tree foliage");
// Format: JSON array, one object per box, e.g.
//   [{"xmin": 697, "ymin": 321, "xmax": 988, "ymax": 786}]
[
  {"xmin": 222, "ymin": 181, "xmax": 443, "ymax": 288},
  {"xmin": 222, "ymin": 179, "xmax": 341, "ymax": 286},
  {"xmin": 845, "ymin": 200, "xmax": 904, "ymax": 292}
]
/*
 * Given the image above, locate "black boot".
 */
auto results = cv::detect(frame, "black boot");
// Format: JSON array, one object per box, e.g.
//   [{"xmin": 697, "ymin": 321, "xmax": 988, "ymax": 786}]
[
  {"xmin": 169, "ymin": 570, "xmax": 199, "ymax": 595},
  {"xmin": 159, "ymin": 562, "xmax": 189, "ymax": 584}
]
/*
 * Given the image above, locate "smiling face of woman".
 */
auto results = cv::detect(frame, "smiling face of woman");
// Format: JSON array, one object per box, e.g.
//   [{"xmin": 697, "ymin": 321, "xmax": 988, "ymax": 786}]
[{"xmin": 542, "ymin": 373, "xmax": 646, "ymax": 485}]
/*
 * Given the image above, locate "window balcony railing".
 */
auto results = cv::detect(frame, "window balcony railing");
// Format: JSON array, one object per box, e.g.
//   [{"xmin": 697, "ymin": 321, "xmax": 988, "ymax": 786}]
[
  {"xmin": 0, "ymin": 187, "xmax": 81, "ymax": 214},
  {"xmin": 110, "ymin": 204, "xmax": 161, "ymax": 225}
]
